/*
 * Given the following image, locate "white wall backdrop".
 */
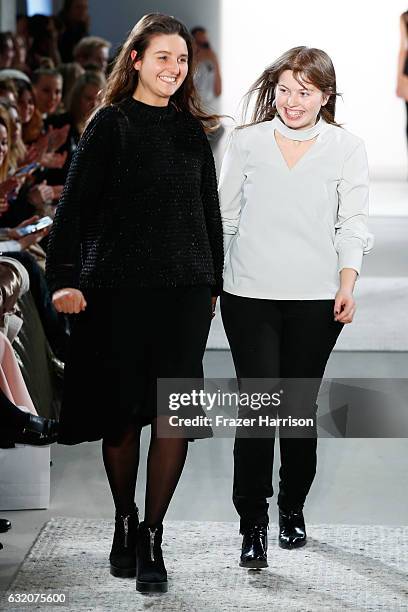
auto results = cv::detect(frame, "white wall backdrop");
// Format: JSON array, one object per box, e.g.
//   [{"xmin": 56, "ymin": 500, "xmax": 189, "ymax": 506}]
[{"xmin": 221, "ymin": 0, "xmax": 408, "ymax": 178}]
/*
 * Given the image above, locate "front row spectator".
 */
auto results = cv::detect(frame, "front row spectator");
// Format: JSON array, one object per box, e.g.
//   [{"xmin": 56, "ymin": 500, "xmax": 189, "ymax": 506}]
[
  {"xmin": 32, "ymin": 68, "xmax": 63, "ymax": 118},
  {"xmin": 0, "ymin": 257, "xmax": 59, "ymax": 552}
]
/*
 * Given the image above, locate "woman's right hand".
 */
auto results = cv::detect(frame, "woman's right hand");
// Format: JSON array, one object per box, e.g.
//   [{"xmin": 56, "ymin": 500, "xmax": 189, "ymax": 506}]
[{"xmin": 52, "ymin": 288, "xmax": 87, "ymax": 314}]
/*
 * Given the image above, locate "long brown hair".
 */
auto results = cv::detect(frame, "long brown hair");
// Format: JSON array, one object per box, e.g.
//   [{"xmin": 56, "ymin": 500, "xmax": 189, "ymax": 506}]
[
  {"xmin": 241, "ymin": 46, "xmax": 341, "ymax": 129},
  {"xmin": 100, "ymin": 13, "xmax": 219, "ymax": 131},
  {"xmin": 0, "ymin": 262, "xmax": 21, "ymax": 326}
]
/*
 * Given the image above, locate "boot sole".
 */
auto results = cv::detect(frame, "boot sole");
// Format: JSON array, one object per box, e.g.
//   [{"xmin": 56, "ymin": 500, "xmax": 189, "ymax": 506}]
[
  {"xmin": 239, "ymin": 559, "xmax": 268, "ymax": 569},
  {"xmin": 136, "ymin": 579, "xmax": 168, "ymax": 593},
  {"xmin": 279, "ymin": 539, "xmax": 307, "ymax": 550},
  {"xmin": 110, "ymin": 564, "xmax": 136, "ymax": 578}
]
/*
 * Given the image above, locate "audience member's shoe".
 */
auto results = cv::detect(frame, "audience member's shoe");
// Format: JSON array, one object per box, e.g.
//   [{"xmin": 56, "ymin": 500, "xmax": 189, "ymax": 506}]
[
  {"xmin": 278, "ymin": 507, "xmax": 307, "ymax": 549},
  {"xmin": 14, "ymin": 414, "xmax": 59, "ymax": 446},
  {"xmin": 109, "ymin": 504, "xmax": 139, "ymax": 578},
  {"xmin": 239, "ymin": 523, "xmax": 268, "ymax": 568},
  {"xmin": 136, "ymin": 521, "xmax": 168, "ymax": 593},
  {"xmin": 0, "ymin": 519, "xmax": 11, "ymax": 533}
]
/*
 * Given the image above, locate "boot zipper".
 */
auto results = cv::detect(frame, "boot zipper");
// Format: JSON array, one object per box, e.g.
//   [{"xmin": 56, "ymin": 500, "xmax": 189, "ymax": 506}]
[
  {"xmin": 123, "ymin": 515, "xmax": 129, "ymax": 548},
  {"xmin": 148, "ymin": 527, "xmax": 156, "ymax": 562}
]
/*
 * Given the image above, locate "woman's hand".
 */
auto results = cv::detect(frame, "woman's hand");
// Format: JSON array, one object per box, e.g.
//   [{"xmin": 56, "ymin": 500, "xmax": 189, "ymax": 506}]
[
  {"xmin": 27, "ymin": 181, "xmax": 55, "ymax": 210},
  {"xmin": 40, "ymin": 151, "xmax": 68, "ymax": 169},
  {"xmin": 7, "ymin": 215, "xmax": 39, "ymax": 239},
  {"xmin": 211, "ymin": 296, "xmax": 217, "ymax": 318},
  {"xmin": 334, "ymin": 290, "xmax": 356, "ymax": 324},
  {"xmin": 19, "ymin": 227, "xmax": 50, "ymax": 250},
  {"xmin": 52, "ymin": 288, "xmax": 87, "ymax": 314}
]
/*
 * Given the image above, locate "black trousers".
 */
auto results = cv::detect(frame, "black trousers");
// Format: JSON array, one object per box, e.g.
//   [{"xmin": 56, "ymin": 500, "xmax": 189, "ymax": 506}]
[{"xmin": 220, "ymin": 291, "xmax": 343, "ymax": 528}]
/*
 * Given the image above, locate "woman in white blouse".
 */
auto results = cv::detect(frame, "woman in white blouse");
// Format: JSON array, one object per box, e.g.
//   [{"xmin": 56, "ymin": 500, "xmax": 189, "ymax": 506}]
[{"xmin": 218, "ymin": 46, "xmax": 373, "ymax": 569}]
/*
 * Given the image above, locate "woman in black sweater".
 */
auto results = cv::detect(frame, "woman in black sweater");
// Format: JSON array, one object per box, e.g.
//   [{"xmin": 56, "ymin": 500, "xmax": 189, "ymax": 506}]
[{"xmin": 46, "ymin": 14, "xmax": 223, "ymax": 593}]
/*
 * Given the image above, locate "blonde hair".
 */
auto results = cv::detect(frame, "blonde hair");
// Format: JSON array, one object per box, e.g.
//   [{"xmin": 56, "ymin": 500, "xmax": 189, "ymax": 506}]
[
  {"xmin": 0, "ymin": 106, "xmax": 11, "ymax": 181},
  {"xmin": 0, "ymin": 99, "xmax": 26, "ymax": 170}
]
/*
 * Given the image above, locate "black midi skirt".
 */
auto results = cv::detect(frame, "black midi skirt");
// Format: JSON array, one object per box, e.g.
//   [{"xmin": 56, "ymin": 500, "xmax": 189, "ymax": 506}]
[{"xmin": 58, "ymin": 285, "xmax": 213, "ymax": 444}]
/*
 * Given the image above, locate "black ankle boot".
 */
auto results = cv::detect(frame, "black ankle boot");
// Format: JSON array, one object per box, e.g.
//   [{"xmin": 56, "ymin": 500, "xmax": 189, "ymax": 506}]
[
  {"xmin": 109, "ymin": 505, "xmax": 139, "ymax": 577},
  {"xmin": 136, "ymin": 521, "xmax": 168, "ymax": 593},
  {"xmin": 278, "ymin": 507, "xmax": 307, "ymax": 549},
  {"xmin": 239, "ymin": 523, "xmax": 268, "ymax": 568}
]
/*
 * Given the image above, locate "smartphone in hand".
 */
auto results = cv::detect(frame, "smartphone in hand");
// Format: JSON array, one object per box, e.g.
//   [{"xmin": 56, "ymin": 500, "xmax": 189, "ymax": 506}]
[
  {"xmin": 15, "ymin": 216, "xmax": 53, "ymax": 237},
  {"xmin": 14, "ymin": 162, "xmax": 40, "ymax": 177}
]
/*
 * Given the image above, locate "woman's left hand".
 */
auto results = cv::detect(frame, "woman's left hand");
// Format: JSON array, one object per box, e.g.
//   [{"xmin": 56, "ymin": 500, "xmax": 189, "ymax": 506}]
[
  {"xmin": 211, "ymin": 296, "xmax": 217, "ymax": 318},
  {"xmin": 334, "ymin": 290, "xmax": 356, "ymax": 324}
]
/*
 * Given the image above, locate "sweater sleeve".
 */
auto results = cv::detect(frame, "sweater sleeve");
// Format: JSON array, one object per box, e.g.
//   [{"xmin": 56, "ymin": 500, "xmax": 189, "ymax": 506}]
[
  {"xmin": 334, "ymin": 140, "xmax": 374, "ymax": 275},
  {"xmin": 45, "ymin": 106, "xmax": 117, "ymax": 294},
  {"xmin": 218, "ymin": 128, "xmax": 246, "ymax": 254},
  {"xmin": 201, "ymin": 135, "xmax": 224, "ymax": 297}
]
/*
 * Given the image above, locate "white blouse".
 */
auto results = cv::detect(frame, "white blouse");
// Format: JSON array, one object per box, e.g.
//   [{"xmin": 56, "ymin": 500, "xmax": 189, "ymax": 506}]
[{"xmin": 218, "ymin": 115, "xmax": 374, "ymax": 300}]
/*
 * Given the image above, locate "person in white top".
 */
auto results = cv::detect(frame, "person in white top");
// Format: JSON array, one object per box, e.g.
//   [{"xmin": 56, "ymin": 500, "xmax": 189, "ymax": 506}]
[{"xmin": 218, "ymin": 46, "xmax": 374, "ymax": 568}]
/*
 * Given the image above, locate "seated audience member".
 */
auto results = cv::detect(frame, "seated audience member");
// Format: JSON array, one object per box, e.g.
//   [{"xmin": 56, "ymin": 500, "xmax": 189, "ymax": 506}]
[
  {"xmin": 45, "ymin": 70, "xmax": 105, "ymax": 186},
  {"xmin": 0, "ymin": 33, "xmax": 14, "ymax": 70},
  {"xmin": 73, "ymin": 36, "xmax": 111, "ymax": 73},
  {"xmin": 0, "ymin": 257, "xmax": 59, "ymax": 551},
  {"xmin": 32, "ymin": 67, "xmax": 63, "ymax": 119},
  {"xmin": 58, "ymin": 61, "xmax": 85, "ymax": 109},
  {"xmin": 11, "ymin": 33, "xmax": 30, "ymax": 75}
]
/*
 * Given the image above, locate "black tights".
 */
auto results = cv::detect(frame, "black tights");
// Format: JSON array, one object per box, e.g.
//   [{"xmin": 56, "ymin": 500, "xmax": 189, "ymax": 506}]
[{"xmin": 102, "ymin": 418, "xmax": 188, "ymax": 527}]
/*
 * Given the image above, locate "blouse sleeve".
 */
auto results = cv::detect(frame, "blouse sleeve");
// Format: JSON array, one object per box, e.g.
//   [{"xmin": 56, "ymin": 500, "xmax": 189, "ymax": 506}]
[
  {"xmin": 218, "ymin": 129, "xmax": 246, "ymax": 254},
  {"xmin": 45, "ymin": 106, "xmax": 118, "ymax": 294},
  {"xmin": 334, "ymin": 140, "xmax": 374, "ymax": 275}
]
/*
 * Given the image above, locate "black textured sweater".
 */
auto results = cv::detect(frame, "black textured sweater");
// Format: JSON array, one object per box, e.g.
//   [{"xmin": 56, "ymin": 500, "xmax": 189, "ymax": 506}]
[{"xmin": 45, "ymin": 97, "xmax": 224, "ymax": 296}]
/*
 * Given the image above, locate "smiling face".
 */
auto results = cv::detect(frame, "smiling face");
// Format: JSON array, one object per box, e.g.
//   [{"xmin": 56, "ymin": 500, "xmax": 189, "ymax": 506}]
[
  {"xmin": 33, "ymin": 74, "xmax": 63, "ymax": 115},
  {"xmin": 18, "ymin": 87, "xmax": 35, "ymax": 124},
  {"xmin": 132, "ymin": 33, "xmax": 189, "ymax": 106},
  {"xmin": 275, "ymin": 69, "xmax": 329, "ymax": 130}
]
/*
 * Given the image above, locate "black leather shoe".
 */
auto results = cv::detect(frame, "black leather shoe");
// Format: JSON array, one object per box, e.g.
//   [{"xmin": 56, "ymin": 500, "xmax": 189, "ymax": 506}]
[
  {"xmin": 14, "ymin": 415, "xmax": 59, "ymax": 446},
  {"xmin": 136, "ymin": 521, "xmax": 168, "ymax": 593},
  {"xmin": 109, "ymin": 504, "xmax": 139, "ymax": 578},
  {"xmin": 278, "ymin": 507, "xmax": 307, "ymax": 549},
  {"xmin": 239, "ymin": 524, "xmax": 268, "ymax": 568},
  {"xmin": 0, "ymin": 519, "xmax": 11, "ymax": 533}
]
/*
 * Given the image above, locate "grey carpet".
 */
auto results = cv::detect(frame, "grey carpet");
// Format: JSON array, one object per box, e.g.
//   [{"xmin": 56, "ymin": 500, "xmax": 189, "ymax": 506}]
[
  {"xmin": 208, "ymin": 277, "xmax": 408, "ymax": 351},
  {"xmin": 4, "ymin": 517, "xmax": 408, "ymax": 611}
]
